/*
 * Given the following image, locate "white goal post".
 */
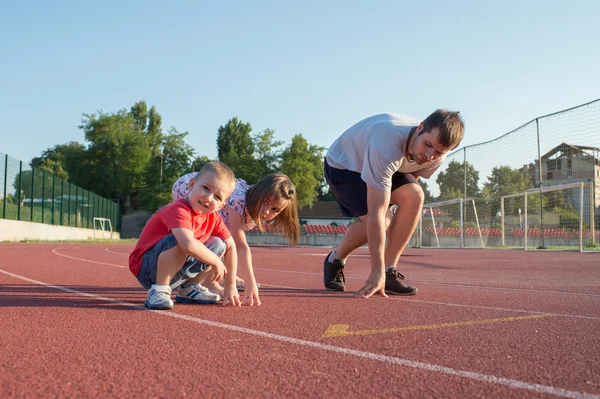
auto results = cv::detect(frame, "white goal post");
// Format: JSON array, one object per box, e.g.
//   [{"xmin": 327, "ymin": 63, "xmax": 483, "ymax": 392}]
[
  {"xmin": 500, "ymin": 182, "xmax": 596, "ymax": 252},
  {"xmin": 414, "ymin": 197, "xmax": 484, "ymax": 248},
  {"xmin": 93, "ymin": 217, "xmax": 113, "ymax": 239}
]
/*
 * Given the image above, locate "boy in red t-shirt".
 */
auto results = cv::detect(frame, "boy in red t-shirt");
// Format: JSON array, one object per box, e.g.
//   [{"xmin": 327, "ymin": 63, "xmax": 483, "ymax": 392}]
[{"xmin": 129, "ymin": 161, "xmax": 241, "ymax": 309}]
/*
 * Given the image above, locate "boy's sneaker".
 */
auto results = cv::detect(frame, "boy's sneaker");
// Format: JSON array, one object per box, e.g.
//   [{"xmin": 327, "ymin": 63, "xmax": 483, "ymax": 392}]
[
  {"xmin": 145, "ymin": 287, "xmax": 174, "ymax": 310},
  {"xmin": 175, "ymin": 283, "xmax": 221, "ymax": 304},
  {"xmin": 385, "ymin": 268, "xmax": 418, "ymax": 295},
  {"xmin": 324, "ymin": 251, "xmax": 346, "ymax": 291}
]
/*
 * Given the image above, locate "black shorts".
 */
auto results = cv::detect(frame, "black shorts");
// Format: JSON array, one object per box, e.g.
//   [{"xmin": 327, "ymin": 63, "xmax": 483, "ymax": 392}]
[{"xmin": 324, "ymin": 158, "xmax": 417, "ymax": 218}]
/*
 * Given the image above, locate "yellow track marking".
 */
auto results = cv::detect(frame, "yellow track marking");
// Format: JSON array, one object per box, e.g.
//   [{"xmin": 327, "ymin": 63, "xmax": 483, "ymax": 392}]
[{"xmin": 322, "ymin": 314, "xmax": 554, "ymax": 338}]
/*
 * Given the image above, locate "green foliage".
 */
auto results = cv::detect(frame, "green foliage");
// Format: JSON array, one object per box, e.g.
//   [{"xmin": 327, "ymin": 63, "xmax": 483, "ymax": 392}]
[
  {"xmin": 418, "ymin": 179, "xmax": 434, "ymax": 203},
  {"xmin": 79, "ymin": 110, "xmax": 152, "ymax": 202},
  {"xmin": 189, "ymin": 155, "xmax": 214, "ymax": 173},
  {"xmin": 216, "ymin": 117, "xmax": 257, "ymax": 183},
  {"xmin": 317, "ymin": 178, "xmax": 336, "ymax": 201},
  {"xmin": 11, "ymin": 102, "xmax": 329, "ymax": 219},
  {"xmin": 30, "ymin": 142, "xmax": 86, "ymax": 181},
  {"xmin": 253, "ymin": 128, "xmax": 283, "ymax": 177},
  {"xmin": 484, "ymin": 166, "xmax": 534, "ymax": 196},
  {"xmin": 280, "ymin": 134, "xmax": 325, "ymax": 208},
  {"xmin": 136, "ymin": 188, "xmax": 173, "ymax": 213},
  {"xmin": 550, "ymin": 207, "xmax": 581, "ymax": 230},
  {"xmin": 436, "ymin": 160, "xmax": 479, "ymax": 200},
  {"xmin": 482, "ymin": 165, "xmax": 539, "ymax": 215},
  {"xmin": 144, "ymin": 127, "xmax": 196, "ymax": 192}
]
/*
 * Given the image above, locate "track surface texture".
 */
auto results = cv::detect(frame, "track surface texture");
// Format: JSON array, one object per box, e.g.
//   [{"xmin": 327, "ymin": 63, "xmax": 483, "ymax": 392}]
[{"xmin": 1, "ymin": 243, "xmax": 599, "ymax": 398}]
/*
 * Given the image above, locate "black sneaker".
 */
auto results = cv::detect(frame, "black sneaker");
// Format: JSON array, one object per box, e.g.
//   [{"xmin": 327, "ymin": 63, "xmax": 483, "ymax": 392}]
[
  {"xmin": 385, "ymin": 267, "xmax": 418, "ymax": 295},
  {"xmin": 324, "ymin": 251, "xmax": 346, "ymax": 291}
]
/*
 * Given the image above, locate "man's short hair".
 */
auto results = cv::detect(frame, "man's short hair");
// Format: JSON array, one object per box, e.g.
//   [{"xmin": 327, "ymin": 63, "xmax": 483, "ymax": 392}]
[{"xmin": 422, "ymin": 109, "xmax": 465, "ymax": 149}]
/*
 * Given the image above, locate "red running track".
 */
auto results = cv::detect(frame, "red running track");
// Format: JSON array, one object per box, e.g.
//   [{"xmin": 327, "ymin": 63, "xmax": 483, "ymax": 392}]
[{"xmin": 1, "ymin": 243, "xmax": 599, "ymax": 398}]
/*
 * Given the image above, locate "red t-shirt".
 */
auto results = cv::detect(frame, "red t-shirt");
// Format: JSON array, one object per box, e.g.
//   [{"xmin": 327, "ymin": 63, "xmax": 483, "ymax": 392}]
[{"xmin": 129, "ymin": 199, "xmax": 231, "ymax": 276}]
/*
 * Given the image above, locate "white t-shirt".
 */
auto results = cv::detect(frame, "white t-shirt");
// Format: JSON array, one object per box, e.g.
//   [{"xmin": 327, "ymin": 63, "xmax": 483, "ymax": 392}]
[
  {"xmin": 172, "ymin": 174, "xmax": 256, "ymax": 232},
  {"xmin": 326, "ymin": 113, "xmax": 445, "ymax": 191}
]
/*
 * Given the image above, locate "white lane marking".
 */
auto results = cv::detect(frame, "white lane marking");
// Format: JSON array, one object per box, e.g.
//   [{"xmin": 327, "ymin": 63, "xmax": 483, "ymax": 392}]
[
  {"xmin": 105, "ymin": 248, "xmax": 130, "ymax": 255},
  {"xmin": 256, "ymin": 281, "xmax": 600, "ymax": 321},
  {"xmin": 43, "ymin": 249, "xmax": 600, "ymax": 321},
  {"xmin": 51, "ymin": 248, "xmax": 127, "ymax": 268},
  {"xmin": 300, "ymin": 255, "xmax": 600, "ymax": 297},
  {"xmin": 0, "ymin": 269, "xmax": 597, "ymax": 399}
]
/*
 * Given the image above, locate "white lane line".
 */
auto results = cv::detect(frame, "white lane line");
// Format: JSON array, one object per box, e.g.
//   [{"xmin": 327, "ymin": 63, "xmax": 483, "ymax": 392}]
[
  {"xmin": 43, "ymin": 250, "xmax": 600, "ymax": 321},
  {"xmin": 51, "ymin": 248, "xmax": 127, "ymax": 268},
  {"xmin": 0, "ymin": 269, "xmax": 597, "ymax": 399},
  {"xmin": 105, "ymin": 248, "xmax": 130, "ymax": 255},
  {"xmin": 256, "ymin": 281, "xmax": 600, "ymax": 321},
  {"xmin": 299, "ymin": 255, "xmax": 600, "ymax": 297}
]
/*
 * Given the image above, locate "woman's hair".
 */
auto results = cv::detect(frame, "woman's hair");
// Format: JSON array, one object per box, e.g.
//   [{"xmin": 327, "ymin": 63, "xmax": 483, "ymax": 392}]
[{"xmin": 245, "ymin": 173, "xmax": 299, "ymax": 245}]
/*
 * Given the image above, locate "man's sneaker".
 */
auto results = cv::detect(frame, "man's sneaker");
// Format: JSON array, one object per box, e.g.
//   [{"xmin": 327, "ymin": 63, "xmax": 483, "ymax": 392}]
[
  {"xmin": 175, "ymin": 283, "xmax": 221, "ymax": 304},
  {"xmin": 145, "ymin": 287, "xmax": 174, "ymax": 310},
  {"xmin": 324, "ymin": 251, "xmax": 346, "ymax": 291},
  {"xmin": 385, "ymin": 268, "xmax": 418, "ymax": 295}
]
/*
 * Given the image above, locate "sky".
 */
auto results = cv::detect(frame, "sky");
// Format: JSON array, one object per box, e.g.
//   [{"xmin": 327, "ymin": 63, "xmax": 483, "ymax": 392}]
[{"xmin": 1, "ymin": 0, "xmax": 599, "ymax": 176}]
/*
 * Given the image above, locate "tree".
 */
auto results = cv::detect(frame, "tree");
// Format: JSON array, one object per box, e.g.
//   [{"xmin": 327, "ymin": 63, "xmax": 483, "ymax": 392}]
[
  {"xmin": 144, "ymin": 127, "xmax": 195, "ymax": 191},
  {"xmin": 317, "ymin": 178, "xmax": 336, "ymax": 201},
  {"xmin": 216, "ymin": 117, "xmax": 257, "ymax": 183},
  {"xmin": 483, "ymin": 166, "xmax": 534, "ymax": 196},
  {"xmin": 138, "ymin": 127, "xmax": 194, "ymax": 211},
  {"xmin": 418, "ymin": 180, "xmax": 434, "ymax": 203},
  {"xmin": 78, "ymin": 109, "xmax": 152, "ymax": 204},
  {"xmin": 436, "ymin": 160, "xmax": 480, "ymax": 200},
  {"xmin": 253, "ymin": 128, "xmax": 283, "ymax": 177},
  {"xmin": 189, "ymin": 155, "xmax": 214, "ymax": 174},
  {"xmin": 280, "ymin": 134, "xmax": 325, "ymax": 208},
  {"xmin": 130, "ymin": 101, "xmax": 163, "ymax": 155},
  {"xmin": 482, "ymin": 165, "xmax": 539, "ymax": 216},
  {"xmin": 30, "ymin": 142, "xmax": 87, "ymax": 182},
  {"xmin": 137, "ymin": 127, "xmax": 197, "ymax": 211}
]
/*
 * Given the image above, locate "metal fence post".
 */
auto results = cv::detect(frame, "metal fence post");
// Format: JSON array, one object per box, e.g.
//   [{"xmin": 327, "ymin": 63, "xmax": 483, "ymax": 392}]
[
  {"xmin": 41, "ymin": 169, "xmax": 46, "ymax": 224},
  {"xmin": 60, "ymin": 179, "xmax": 64, "ymax": 225},
  {"xmin": 68, "ymin": 182, "xmax": 71, "ymax": 226},
  {"xmin": 463, "ymin": 148, "xmax": 467, "ymax": 199},
  {"xmin": 3, "ymin": 154, "xmax": 8, "ymax": 219},
  {"xmin": 75, "ymin": 185, "xmax": 79, "ymax": 227},
  {"xmin": 536, "ymin": 118, "xmax": 545, "ymax": 248},
  {"xmin": 30, "ymin": 167, "xmax": 34, "ymax": 221},
  {"xmin": 17, "ymin": 161, "xmax": 22, "ymax": 220},
  {"xmin": 51, "ymin": 173, "xmax": 56, "ymax": 225}
]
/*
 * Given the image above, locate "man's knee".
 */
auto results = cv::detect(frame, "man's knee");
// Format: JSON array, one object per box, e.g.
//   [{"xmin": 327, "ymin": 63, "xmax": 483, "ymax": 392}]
[{"xmin": 392, "ymin": 183, "xmax": 425, "ymax": 208}]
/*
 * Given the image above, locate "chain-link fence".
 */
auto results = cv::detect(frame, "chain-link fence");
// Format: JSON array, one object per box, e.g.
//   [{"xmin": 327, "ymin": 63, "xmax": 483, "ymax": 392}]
[
  {"xmin": 0, "ymin": 152, "xmax": 120, "ymax": 232},
  {"xmin": 422, "ymin": 98, "xmax": 600, "ymax": 250}
]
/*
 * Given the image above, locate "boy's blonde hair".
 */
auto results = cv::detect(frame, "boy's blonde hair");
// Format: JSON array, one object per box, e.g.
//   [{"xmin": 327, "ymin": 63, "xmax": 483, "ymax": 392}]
[
  {"xmin": 195, "ymin": 161, "xmax": 236, "ymax": 193},
  {"xmin": 245, "ymin": 174, "xmax": 299, "ymax": 245},
  {"xmin": 422, "ymin": 109, "xmax": 465, "ymax": 149}
]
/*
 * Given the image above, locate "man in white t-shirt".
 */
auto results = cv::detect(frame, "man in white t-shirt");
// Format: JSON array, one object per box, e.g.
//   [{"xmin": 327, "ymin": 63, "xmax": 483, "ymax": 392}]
[{"xmin": 323, "ymin": 109, "xmax": 465, "ymax": 298}]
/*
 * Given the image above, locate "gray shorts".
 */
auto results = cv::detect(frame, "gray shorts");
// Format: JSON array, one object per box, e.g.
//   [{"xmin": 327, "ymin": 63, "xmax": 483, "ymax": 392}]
[{"xmin": 136, "ymin": 234, "xmax": 226, "ymax": 290}]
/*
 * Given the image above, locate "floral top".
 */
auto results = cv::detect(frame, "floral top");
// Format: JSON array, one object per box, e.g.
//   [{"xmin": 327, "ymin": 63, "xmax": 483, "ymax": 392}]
[{"xmin": 172, "ymin": 173, "xmax": 256, "ymax": 232}]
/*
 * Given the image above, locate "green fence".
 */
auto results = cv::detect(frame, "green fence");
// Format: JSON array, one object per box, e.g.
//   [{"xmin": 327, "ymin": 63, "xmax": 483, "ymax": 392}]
[{"xmin": 0, "ymin": 152, "xmax": 120, "ymax": 232}]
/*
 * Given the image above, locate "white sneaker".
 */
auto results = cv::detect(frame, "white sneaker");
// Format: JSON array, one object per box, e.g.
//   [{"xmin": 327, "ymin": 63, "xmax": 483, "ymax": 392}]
[
  {"xmin": 175, "ymin": 283, "xmax": 221, "ymax": 304},
  {"xmin": 145, "ymin": 286, "xmax": 174, "ymax": 310}
]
